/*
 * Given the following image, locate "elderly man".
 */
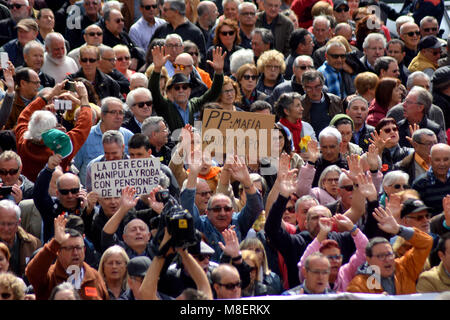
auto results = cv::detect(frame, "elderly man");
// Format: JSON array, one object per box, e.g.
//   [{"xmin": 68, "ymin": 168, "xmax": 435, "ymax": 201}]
[
  {"xmin": 0, "ymin": 150, "xmax": 34, "ymax": 203},
  {"xmin": 196, "ymin": 1, "xmax": 219, "ymax": 45},
  {"xmin": 25, "ymin": 215, "xmax": 109, "ymax": 300},
  {"xmin": 300, "ymin": 70, "xmax": 344, "ymax": 137},
  {"xmin": 174, "ymin": 52, "xmax": 208, "ymax": 98},
  {"xmin": 312, "ymin": 15, "xmax": 332, "ymax": 51},
  {"xmin": 161, "ymin": 33, "xmax": 184, "ymax": 77},
  {"xmin": 399, "ymin": 22, "xmax": 421, "ymax": 67},
  {"xmin": 374, "ymin": 56, "xmax": 400, "ymax": 80},
  {"xmin": 346, "ymin": 96, "xmax": 374, "ymax": 152},
  {"xmin": 0, "ymin": 0, "xmax": 33, "ymax": 46},
  {"xmin": 68, "ymin": 24, "xmax": 107, "ymax": 68},
  {"xmin": 0, "ymin": 199, "xmax": 41, "ymax": 278},
  {"xmin": 66, "ymin": 45, "xmax": 121, "ymax": 100},
  {"xmin": 255, "ymin": 0, "xmax": 293, "ymax": 56},
  {"xmin": 65, "ymin": 0, "xmax": 101, "ymax": 50},
  {"xmin": 151, "ymin": 0, "xmax": 207, "ymax": 61},
  {"xmin": 237, "ymin": 2, "xmax": 256, "ymax": 50},
  {"xmin": 347, "ymin": 207, "xmax": 433, "ymax": 294},
  {"xmin": 98, "ymin": 45, "xmax": 130, "ymax": 96},
  {"xmin": 211, "ymin": 264, "xmax": 242, "ymax": 299},
  {"xmin": 398, "ymin": 86, "xmax": 445, "ymax": 148},
  {"xmin": 413, "ymin": 144, "xmax": 450, "ymax": 216},
  {"xmin": 0, "ymin": 18, "xmax": 38, "ymax": 67},
  {"xmin": 129, "ymin": 0, "xmax": 165, "ymax": 52},
  {"xmin": 122, "ymin": 87, "xmax": 154, "ymax": 134},
  {"xmin": 22, "ymin": 40, "xmax": 55, "ymax": 88},
  {"xmin": 74, "ymin": 97, "xmax": 133, "ymax": 186},
  {"xmin": 386, "ymin": 39, "xmax": 411, "ymax": 85},
  {"xmin": 141, "ymin": 116, "xmax": 172, "ymax": 166},
  {"xmin": 250, "ymin": 28, "xmax": 273, "ymax": 63},
  {"xmin": 284, "ymin": 28, "xmax": 314, "ymax": 80},
  {"xmin": 408, "ymin": 35, "xmax": 443, "ymax": 77},
  {"xmin": 318, "ymin": 41, "xmax": 355, "ymax": 99},
  {"xmin": 267, "ymin": 55, "xmax": 314, "ymax": 105},
  {"xmin": 419, "ymin": 16, "xmax": 441, "ymax": 38},
  {"xmin": 41, "ymin": 32, "xmax": 78, "ymax": 83}
]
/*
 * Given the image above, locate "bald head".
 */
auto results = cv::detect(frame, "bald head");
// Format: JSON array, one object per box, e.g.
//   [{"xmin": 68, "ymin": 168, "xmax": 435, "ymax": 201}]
[
  {"xmin": 174, "ymin": 53, "xmax": 194, "ymax": 76},
  {"xmin": 430, "ymin": 143, "xmax": 450, "ymax": 180}
]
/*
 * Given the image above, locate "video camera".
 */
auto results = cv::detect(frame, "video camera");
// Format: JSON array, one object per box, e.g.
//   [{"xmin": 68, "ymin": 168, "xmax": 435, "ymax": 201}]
[{"xmin": 151, "ymin": 189, "xmax": 200, "ymax": 256}]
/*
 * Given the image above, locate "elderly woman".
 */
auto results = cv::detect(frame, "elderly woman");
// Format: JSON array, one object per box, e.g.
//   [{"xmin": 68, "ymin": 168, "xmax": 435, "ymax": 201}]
[
  {"xmin": 98, "ymin": 245, "xmax": 130, "ymax": 300},
  {"xmin": 370, "ymin": 117, "xmax": 413, "ymax": 173},
  {"xmin": 113, "ymin": 44, "xmax": 135, "ymax": 80},
  {"xmin": 379, "ymin": 170, "xmax": 410, "ymax": 207},
  {"xmin": 330, "ymin": 114, "xmax": 363, "ymax": 158},
  {"xmin": 367, "ymin": 78, "xmax": 403, "ymax": 127},
  {"xmin": 206, "ymin": 18, "xmax": 242, "ymax": 77},
  {"xmin": 297, "ymin": 164, "xmax": 342, "ymax": 205},
  {"xmin": 217, "ymin": 76, "xmax": 243, "ymax": 111},
  {"xmin": 0, "ymin": 272, "xmax": 26, "ymax": 300},
  {"xmin": 235, "ymin": 63, "xmax": 267, "ymax": 111},
  {"xmin": 256, "ymin": 49, "xmax": 286, "ymax": 95}
]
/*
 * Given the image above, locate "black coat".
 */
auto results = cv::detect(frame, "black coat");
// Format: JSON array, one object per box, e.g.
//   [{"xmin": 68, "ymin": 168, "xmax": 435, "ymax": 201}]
[{"xmin": 67, "ymin": 68, "xmax": 121, "ymax": 100}]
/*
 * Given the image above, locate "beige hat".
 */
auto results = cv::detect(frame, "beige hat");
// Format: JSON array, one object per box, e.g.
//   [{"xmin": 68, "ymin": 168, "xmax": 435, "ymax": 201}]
[{"xmin": 16, "ymin": 18, "xmax": 38, "ymax": 32}]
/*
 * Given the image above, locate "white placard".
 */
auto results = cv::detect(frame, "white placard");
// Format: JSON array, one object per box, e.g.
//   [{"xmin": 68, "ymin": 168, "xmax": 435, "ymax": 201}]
[
  {"xmin": 54, "ymin": 99, "xmax": 73, "ymax": 110},
  {"xmin": 0, "ymin": 52, "xmax": 8, "ymax": 69},
  {"xmin": 91, "ymin": 158, "xmax": 160, "ymax": 198}
]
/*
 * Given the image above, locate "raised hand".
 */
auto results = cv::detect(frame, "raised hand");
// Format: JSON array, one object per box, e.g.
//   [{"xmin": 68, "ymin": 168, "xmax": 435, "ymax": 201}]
[
  {"xmin": 279, "ymin": 170, "xmax": 297, "ymax": 198},
  {"xmin": 74, "ymin": 81, "xmax": 88, "ymax": 100},
  {"xmin": 406, "ymin": 123, "xmax": 420, "ymax": 146},
  {"xmin": 48, "ymin": 153, "xmax": 63, "ymax": 170},
  {"xmin": 206, "ymin": 46, "xmax": 226, "ymax": 74},
  {"xmin": 278, "ymin": 152, "xmax": 291, "ymax": 176},
  {"xmin": 317, "ymin": 217, "xmax": 333, "ymax": 241},
  {"xmin": 120, "ymin": 186, "xmax": 139, "ymax": 212},
  {"xmin": 228, "ymin": 155, "xmax": 251, "ymax": 184},
  {"xmin": 151, "ymin": 45, "xmax": 170, "ymax": 71},
  {"xmin": 307, "ymin": 139, "xmax": 320, "ymax": 163},
  {"xmin": 218, "ymin": 227, "xmax": 240, "ymax": 258},
  {"xmin": 54, "ymin": 215, "xmax": 70, "ymax": 244},
  {"xmin": 342, "ymin": 154, "xmax": 363, "ymax": 184},
  {"xmin": 11, "ymin": 184, "xmax": 22, "ymax": 204},
  {"xmin": 2, "ymin": 61, "xmax": 14, "ymax": 93},
  {"xmin": 148, "ymin": 186, "xmax": 164, "ymax": 214},
  {"xmin": 356, "ymin": 172, "xmax": 378, "ymax": 201},
  {"xmin": 373, "ymin": 206, "xmax": 400, "ymax": 235},
  {"xmin": 86, "ymin": 191, "xmax": 99, "ymax": 213},
  {"xmin": 333, "ymin": 214, "xmax": 355, "ymax": 232},
  {"xmin": 366, "ymin": 144, "xmax": 380, "ymax": 171},
  {"xmin": 369, "ymin": 131, "xmax": 388, "ymax": 154}
]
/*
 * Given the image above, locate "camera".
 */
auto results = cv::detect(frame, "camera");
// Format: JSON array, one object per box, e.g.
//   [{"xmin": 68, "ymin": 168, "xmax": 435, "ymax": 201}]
[
  {"xmin": 0, "ymin": 186, "xmax": 12, "ymax": 196},
  {"xmin": 64, "ymin": 81, "xmax": 76, "ymax": 92},
  {"xmin": 151, "ymin": 189, "xmax": 199, "ymax": 254}
]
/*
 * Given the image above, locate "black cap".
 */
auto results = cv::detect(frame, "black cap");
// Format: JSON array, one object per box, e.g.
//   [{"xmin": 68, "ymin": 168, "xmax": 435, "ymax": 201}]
[
  {"xmin": 333, "ymin": 0, "xmax": 349, "ymax": 10},
  {"xmin": 127, "ymin": 256, "xmax": 151, "ymax": 277},
  {"xmin": 166, "ymin": 73, "xmax": 191, "ymax": 90},
  {"xmin": 418, "ymin": 35, "xmax": 443, "ymax": 51},
  {"xmin": 432, "ymin": 66, "xmax": 450, "ymax": 90},
  {"xmin": 400, "ymin": 198, "xmax": 432, "ymax": 218}
]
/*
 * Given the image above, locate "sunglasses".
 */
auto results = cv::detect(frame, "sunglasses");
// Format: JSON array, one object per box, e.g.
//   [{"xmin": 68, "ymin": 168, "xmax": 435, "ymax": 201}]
[
  {"xmin": 405, "ymin": 31, "xmax": 420, "ymax": 37},
  {"xmin": 392, "ymin": 184, "xmax": 409, "ymax": 189},
  {"xmin": 80, "ymin": 57, "xmax": 97, "ymax": 63},
  {"xmin": 117, "ymin": 56, "xmax": 130, "ymax": 61},
  {"xmin": 58, "ymin": 188, "xmax": 80, "ymax": 195},
  {"xmin": 285, "ymin": 206, "xmax": 295, "ymax": 213},
  {"xmin": 142, "ymin": 4, "xmax": 158, "ymax": 10},
  {"xmin": 0, "ymin": 292, "xmax": 12, "ymax": 299},
  {"xmin": 133, "ymin": 100, "xmax": 153, "ymax": 108},
  {"xmin": 382, "ymin": 126, "xmax": 398, "ymax": 134},
  {"xmin": 405, "ymin": 213, "xmax": 431, "ymax": 221},
  {"xmin": 9, "ymin": 3, "xmax": 24, "ymax": 9},
  {"xmin": 340, "ymin": 185, "xmax": 354, "ymax": 192},
  {"xmin": 173, "ymin": 84, "xmax": 189, "ymax": 91},
  {"xmin": 242, "ymin": 74, "xmax": 258, "ymax": 80},
  {"xmin": 209, "ymin": 205, "xmax": 233, "ymax": 213},
  {"xmin": 423, "ymin": 27, "xmax": 438, "ymax": 32},
  {"xmin": 335, "ymin": 6, "xmax": 349, "ymax": 12},
  {"xmin": 0, "ymin": 168, "xmax": 19, "ymax": 175},
  {"xmin": 193, "ymin": 253, "xmax": 211, "ymax": 261},
  {"xmin": 241, "ymin": 11, "xmax": 256, "ymax": 16},
  {"xmin": 187, "ymin": 51, "xmax": 199, "ymax": 56},
  {"xmin": 220, "ymin": 30, "xmax": 235, "ymax": 36},
  {"xmin": 174, "ymin": 63, "xmax": 192, "ymax": 70},
  {"xmin": 328, "ymin": 53, "xmax": 347, "ymax": 59},
  {"xmin": 115, "ymin": 18, "xmax": 125, "ymax": 23},
  {"xmin": 196, "ymin": 191, "xmax": 213, "ymax": 197},
  {"xmin": 297, "ymin": 65, "xmax": 313, "ymax": 70},
  {"xmin": 87, "ymin": 32, "xmax": 102, "ymax": 36},
  {"xmin": 218, "ymin": 281, "xmax": 241, "ymax": 290}
]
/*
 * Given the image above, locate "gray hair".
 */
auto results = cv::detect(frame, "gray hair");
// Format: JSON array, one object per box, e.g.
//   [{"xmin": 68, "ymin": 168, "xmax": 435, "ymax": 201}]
[
  {"xmin": 313, "ymin": 15, "xmax": 330, "ymax": 28},
  {"xmin": 347, "ymin": 95, "xmax": 368, "ymax": 110},
  {"xmin": 382, "ymin": 170, "xmax": 410, "ymax": 188},
  {"xmin": 126, "ymin": 87, "xmax": 152, "ymax": 109},
  {"xmin": 338, "ymin": 171, "xmax": 352, "ymax": 187},
  {"xmin": 410, "ymin": 85, "xmax": 433, "ymax": 114},
  {"xmin": 363, "ymin": 33, "xmax": 386, "ymax": 49},
  {"xmin": 251, "ymin": 28, "xmax": 274, "ymax": 46},
  {"xmin": 165, "ymin": 33, "xmax": 183, "ymax": 44},
  {"xmin": 412, "ymin": 128, "xmax": 436, "ymax": 143},
  {"xmin": 102, "ymin": 130, "xmax": 124, "ymax": 146},
  {"xmin": 142, "ymin": 116, "xmax": 165, "ymax": 136},
  {"xmin": 166, "ymin": 0, "xmax": 186, "ymax": 15},
  {"xmin": 318, "ymin": 126, "xmax": 342, "ymax": 145},
  {"xmin": 222, "ymin": 0, "xmax": 241, "ymax": 9},
  {"xmin": 293, "ymin": 55, "xmax": 314, "ymax": 67},
  {"xmin": 23, "ymin": 40, "xmax": 44, "ymax": 56},
  {"xmin": 44, "ymin": 32, "xmax": 66, "ymax": 52},
  {"xmin": 396, "ymin": 15, "xmax": 414, "ymax": 31},
  {"xmin": 295, "ymin": 195, "xmax": 319, "ymax": 212},
  {"xmin": 159, "ymin": 172, "xmax": 170, "ymax": 188},
  {"xmin": 420, "ymin": 16, "xmax": 438, "ymax": 28},
  {"xmin": 0, "ymin": 200, "xmax": 21, "ymax": 220},
  {"xmin": 304, "ymin": 252, "xmax": 329, "ymax": 270},
  {"xmin": 130, "ymin": 72, "xmax": 149, "ymax": 88},
  {"xmin": 366, "ymin": 237, "xmax": 391, "ymax": 257},
  {"xmin": 99, "ymin": 45, "xmax": 114, "ymax": 57},
  {"xmin": 101, "ymin": 96, "xmax": 124, "ymax": 114},
  {"xmin": 301, "ymin": 69, "xmax": 325, "ymax": 86},
  {"xmin": 230, "ymin": 49, "xmax": 254, "ymax": 74},
  {"xmin": 318, "ymin": 165, "xmax": 341, "ymax": 189},
  {"xmin": 238, "ymin": 1, "xmax": 256, "ymax": 13},
  {"xmin": 23, "ymin": 110, "xmax": 58, "ymax": 141},
  {"xmin": 406, "ymin": 71, "xmax": 430, "ymax": 90},
  {"xmin": 373, "ymin": 56, "xmax": 397, "ymax": 76},
  {"xmin": 103, "ymin": 0, "xmax": 123, "ymax": 13}
]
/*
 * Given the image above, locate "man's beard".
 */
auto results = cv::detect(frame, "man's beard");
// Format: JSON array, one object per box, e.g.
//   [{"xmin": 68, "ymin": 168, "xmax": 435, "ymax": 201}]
[{"xmin": 46, "ymin": 52, "xmax": 66, "ymax": 66}]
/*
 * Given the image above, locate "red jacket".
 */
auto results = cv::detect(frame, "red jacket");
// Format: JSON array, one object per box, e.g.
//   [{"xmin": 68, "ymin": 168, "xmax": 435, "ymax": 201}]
[
  {"xmin": 15, "ymin": 97, "xmax": 92, "ymax": 182},
  {"xmin": 366, "ymin": 99, "xmax": 387, "ymax": 128},
  {"xmin": 291, "ymin": 0, "xmax": 333, "ymax": 28}
]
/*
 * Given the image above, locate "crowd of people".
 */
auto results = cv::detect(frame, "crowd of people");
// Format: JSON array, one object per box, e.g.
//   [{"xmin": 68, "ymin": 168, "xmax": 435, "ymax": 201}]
[{"xmin": 0, "ymin": 0, "xmax": 450, "ymax": 301}]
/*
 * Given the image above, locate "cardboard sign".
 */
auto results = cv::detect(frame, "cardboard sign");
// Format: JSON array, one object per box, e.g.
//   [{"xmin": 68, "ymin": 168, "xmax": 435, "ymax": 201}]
[
  {"xmin": 201, "ymin": 109, "xmax": 277, "ymax": 163},
  {"xmin": 91, "ymin": 158, "xmax": 160, "ymax": 198}
]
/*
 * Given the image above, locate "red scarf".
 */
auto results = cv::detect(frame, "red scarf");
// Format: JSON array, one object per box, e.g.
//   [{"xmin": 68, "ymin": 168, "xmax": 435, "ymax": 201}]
[{"xmin": 280, "ymin": 118, "xmax": 302, "ymax": 153}]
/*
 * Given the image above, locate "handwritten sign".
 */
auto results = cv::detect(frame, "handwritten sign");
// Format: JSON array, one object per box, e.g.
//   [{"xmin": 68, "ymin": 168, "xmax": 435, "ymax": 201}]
[
  {"xmin": 91, "ymin": 158, "xmax": 160, "ymax": 197},
  {"xmin": 201, "ymin": 109, "xmax": 277, "ymax": 163}
]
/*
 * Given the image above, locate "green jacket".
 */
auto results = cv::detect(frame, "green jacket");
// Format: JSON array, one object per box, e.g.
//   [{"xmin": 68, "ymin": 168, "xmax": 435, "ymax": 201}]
[{"xmin": 150, "ymin": 70, "xmax": 224, "ymax": 132}]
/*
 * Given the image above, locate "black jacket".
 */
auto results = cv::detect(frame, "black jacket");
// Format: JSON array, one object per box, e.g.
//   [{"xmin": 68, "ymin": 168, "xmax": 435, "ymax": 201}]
[
  {"xmin": 122, "ymin": 116, "xmax": 141, "ymax": 134},
  {"xmin": 108, "ymin": 69, "xmax": 130, "ymax": 95},
  {"xmin": 67, "ymin": 68, "xmax": 121, "ymax": 100},
  {"xmin": 381, "ymin": 144, "xmax": 414, "ymax": 174},
  {"xmin": 398, "ymin": 116, "xmax": 442, "ymax": 148},
  {"xmin": 351, "ymin": 123, "xmax": 375, "ymax": 152}
]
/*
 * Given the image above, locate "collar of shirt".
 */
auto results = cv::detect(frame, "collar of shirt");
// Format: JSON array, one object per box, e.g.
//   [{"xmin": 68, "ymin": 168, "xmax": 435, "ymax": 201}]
[
  {"xmin": 133, "ymin": 116, "xmax": 143, "ymax": 128},
  {"xmin": 414, "ymin": 153, "xmax": 429, "ymax": 171},
  {"xmin": 427, "ymin": 167, "xmax": 450, "ymax": 184},
  {"xmin": 173, "ymin": 101, "xmax": 190, "ymax": 125}
]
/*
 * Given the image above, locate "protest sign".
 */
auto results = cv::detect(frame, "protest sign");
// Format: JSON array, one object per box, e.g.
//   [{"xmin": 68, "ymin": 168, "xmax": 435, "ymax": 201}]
[{"xmin": 91, "ymin": 158, "xmax": 160, "ymax": 197}]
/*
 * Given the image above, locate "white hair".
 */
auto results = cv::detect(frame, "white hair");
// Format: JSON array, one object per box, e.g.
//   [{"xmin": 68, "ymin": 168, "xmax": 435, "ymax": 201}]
[
  {"xmin": 230, "ymin": 49, "xmax": 254, "ymax": 74},
  {"xmin": 0, "ymin": 199, "xmax": 21, "ymax": 220},
  {"xmin": 363, "ymin": 33, "xmax": 386, "ymax": 49},
  {"xmin": 126, "ymin": 85, "xmax": 151, "ymax": 109},
  {"xmin": 23, "ymin": 110, "xmax": 58, "ymax": 141},
  {"xmin": 319, "ymin": 126, "xmax": 342, "ymax": 145},
  {"xmin": 382, "ymin": 170, "xmax": 409, "ymax": 188}
]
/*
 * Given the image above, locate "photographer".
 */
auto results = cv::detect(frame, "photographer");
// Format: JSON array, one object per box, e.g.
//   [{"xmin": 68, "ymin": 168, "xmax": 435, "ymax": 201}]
[{"xmin": 180, "ymin": 149, "xmax": 264, "ymax": 262}]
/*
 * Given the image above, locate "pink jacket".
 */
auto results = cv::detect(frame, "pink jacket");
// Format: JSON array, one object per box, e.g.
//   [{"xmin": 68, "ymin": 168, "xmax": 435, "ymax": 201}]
[{"xmin": 297, "ymin": 228, "xmax": 369, "ymax": 292}]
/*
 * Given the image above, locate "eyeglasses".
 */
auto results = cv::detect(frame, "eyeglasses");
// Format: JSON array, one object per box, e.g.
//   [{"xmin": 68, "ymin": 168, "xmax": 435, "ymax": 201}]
[
  {"xmin": 326, "ymin": 254, "xmax": 343, "ymax": 261},
  {"xmin": 392, "ymin": 184, "xmax": 409, "ymax": 190},
  {"xmin": 80, "ymin": 57, "xmax": 97, "ymax": 63},
  {"xmin": 405, "ymin": 213, "xmax": 431, "ymax": 221},
  {"xmin": 427, "ymin": 49, "xmax": 441, "ymax": 56},
  {"xmin": 381, "ymin": 126, "xmax": 398, "ymax": 134},
  {"xmin": 196, "ymin": 191, "xmax": 213, "ymax": 197},
  {"xmin": 423, "ymin": 27, "xmax": 438, "ymax": 33},
  {"xmin": 87, "ymin": 32, "xmax": 103, "ymax": 37},
  {"xmin": 102, "ymin": 57, "xmax": 117, "ymax": 63},
  {"xmin": 242, "ymin": 74, "xmax": 258, "ymax": 80},
  {"xmin": 60, "ymin": 245, "xmax": 85, "ymax": 252},
  {"xmin": 373, "ymin": 251, "xmax": 394, "ymax": 261},
  {"xmin": 223, "ymin": 88, "xmax": 235, "ymax": 94},
  {"xmin": 335, "ymin": 6, "xmax": 349, "ymax": 12},
  {"xmin": 220, "ymin": 30, "xmax": 235, "ymax": 36},
  {"xmin": 328, "ymin": 53, "xmax": 347, "ymax": 59},
  {"xmin": 265, "ymin": 65, "xmax": 281, "ymax": 70},
  {"xmin": 325, "ymin": 178, "xmax": 339, "ymax": 184},
  {"xmin": 0, "ymin": 292, "xmax": 12, "ymax": 299},
  {"xmin": 133, "ymin": 100, "xmax": 153, "ymax": 108},
  {"xmin": 142, "ymin": 4, "xmax": 158, "ymax": 10},
  {"xmin": 0, "ymin": 168, "xmax": 19, "ymax": 175},
  {"xmin": 58, "ymin": 188, "xmax": 80, "ymax": 195},
  {"xmin": 173, "ymin": 84, "xmax": 189, "ymax": 91},
  {"xmin": 304, "ymin": 84, "xmax": 323, "ymax": 91},
  {"xmin": 208, "ymin": 205, "xmax": 233, "ymax": 213},
  {"xmin": 187, "ymin": 51, "xmax": 199, "ymax": 56},
  {"xmin": 241, "ymin": 11, "xmax": 256, "ymax": 16},
  {"xmin": 296, "ymin": 65, "xmax": 313, "ymax": 70},
  {"xmin": 165, "ymin": 43, "xmax": 182, "ymax": 48},
  {"xmin": 0, "ymin": 221, "xmax": 18, "ymax": 228},
  {"xmin": 340, "ymin": 185, "xmax": 354, "ymax": 192},
  {"xmin": 306, "ymin": 268, "xmax": 330, "ymax": 275},
  {"xmin": 174, "ymin": 63, "xmax": 192, "ymax": 70},
  {"xmin": 217, "ymin": 281, "xmax": 241, "ymax": 290},
  {"xmin": 105, "ymin": 110, "xmax": 125, "ymax": 116},
  {"xmin": 117, "ymin": 56, "xmax": 130, "ymax": 61},
  {"xmin": 285, "ymin": 206, "xmax": 295, "ymax": 213},
  {"xmin": 405, "ymin": 31, "xmax": 420, "ymax": 37},
  {"xmin": 416, "ymin": 140, "xmax": 437, "ymax": 146},
  {"xmin": 193, "ymin": 254, "xmax": 211, "ymax": 261},
  {"xmin": 26, "ymin": 79, "xmax": 41, "ymax": 85},
  {"xmin": 115, "ymin": 18, "xmax": 125, "ymax": 23},
  {"xmin": 9, "ymin": 3, "xmax": 24, "ymax": 9}
]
